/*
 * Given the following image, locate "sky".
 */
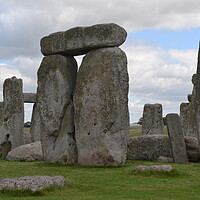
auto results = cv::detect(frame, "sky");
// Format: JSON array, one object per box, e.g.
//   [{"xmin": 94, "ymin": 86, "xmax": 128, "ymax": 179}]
[{"xmin": 0, "ymin": 0, "xmax": 200, "ymax": 123}]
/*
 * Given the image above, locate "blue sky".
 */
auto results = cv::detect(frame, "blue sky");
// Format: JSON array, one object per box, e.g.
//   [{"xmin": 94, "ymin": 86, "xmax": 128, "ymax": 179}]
[
  {"xmin": 0, "ymin": 0, "xmax": 200, "ymax": 123},
  {"xmin": 129, "ymin": 28, "xmax": 200, "ymax": 50}
]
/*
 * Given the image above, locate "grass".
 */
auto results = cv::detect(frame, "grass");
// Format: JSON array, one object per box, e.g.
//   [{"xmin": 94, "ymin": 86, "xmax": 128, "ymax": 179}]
[
  {"xmin": 129, "ymin": 126, "xmax": 168, "ymax": 137},
  {"xmin": 0, "ymin": 159, "xmax": 200, "ymax": 200}
]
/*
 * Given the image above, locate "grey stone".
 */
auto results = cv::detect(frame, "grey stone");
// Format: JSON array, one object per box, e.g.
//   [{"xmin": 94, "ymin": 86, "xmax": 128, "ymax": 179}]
[
  {"xmin": 142, "ymin": 104, "xmax": 164, "ymax": 135},
  {"xmin": 185, "ymin": 136, "xmax": 200, "ymax": 162},
  {"xmin": 180, "ymin": 102, "xmax": 198, "ymax": 138},
  {"xmin": 1, "ymin": 134, "xmax": 11, "ymax": 158},
  {"xmin": 30, "ymin": 103, "xmax": 41, "ymax": 142},
  {"xmin": 24, "ymin": 132, "xmax": 32, "ymax": 144},
  {"xmin": 2, "ymin": 77, "xmax": 24, "ymax": 149},
  {"xmin": 127, "ymin": 135, "xmax": 199, "ymax": 162},
  {"xmin": 188, "ymin": 94, "xmax": 192, "ymax": 102},
  {"xmin": 23, "ymin": 93, "xmax": 36, "ymax": 103},
  {"xmin": 166, "ymin": 113, "xmax": 188, "ymax": 163},
  {"xmin": 157, "ymin": 156, "xmax": 173, "ymax": 163},
  {"xmin": 127, "ymin": 135, "xmax": 172, "ymax": 161},
  {"xmin": 41, "ymin": 23, "xmax": 127, "ymax": 56},
  {"xmin": 194, "ymin": 73, "xmax": 200, "ymax": 148},
  {"xmin": 37, "ymin": 55, "xmax": 78, "ymax": 164},
  {"xmin": 74, "ymin": 47, "xmax": 129, "ymax": 166},
  {"xmin": 0, "ymin": 175, "xmax": 66, "ymax": 192},
  {"xmin": 135, "ymin": 165, "xmax": 173, "ymax": 172},
  {"xmin": 0, "ymin": 102, "xmax": 3, "ymax": 122},
  {"xmin": 7, "ymin": 141, "xmax": 43, "ymax": 161}
]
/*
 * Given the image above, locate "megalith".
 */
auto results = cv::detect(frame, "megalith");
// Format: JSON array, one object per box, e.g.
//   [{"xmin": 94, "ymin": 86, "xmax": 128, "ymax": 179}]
[
  {"xmin": 41, "ymin": 23, "xmax": 127, "ymax": 56},
  {"xmin": 166, "ymin": 113, "xmax": 188, "ymax": 163},
  {"xmin": 142, "ymin": 103, "xmax": 164, "ymax": 135},
  {"xmin": 74, "ymin": 47, "xmax": 129, "ymax": 166},
  {"xmin": 29, "ymin": 103, "xmax": 41, "ymax": 142},
  {"xmin": 37, "ymin": 54, "xmax": 78, "ymax": 164},
  {"xmin": 2, "ymin": 77, "xmax": 24, "ymax": 149}
]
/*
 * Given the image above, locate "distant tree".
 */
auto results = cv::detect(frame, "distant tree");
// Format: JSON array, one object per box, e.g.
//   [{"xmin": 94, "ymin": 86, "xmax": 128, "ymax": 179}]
[
  {"xmin": 24, "ymin": 121, "xmax": 31, "ymax": 127},
  {"xmin": 137, "ymin": 117, "xmax": 143, "ymax": 125}
]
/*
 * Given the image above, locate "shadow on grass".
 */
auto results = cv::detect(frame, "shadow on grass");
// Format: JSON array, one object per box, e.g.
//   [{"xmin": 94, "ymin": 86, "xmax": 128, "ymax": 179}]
[
  {"xmin": 35, "ymin": 161, "xmax": 126, "ymax": 169},
  {"xmin": 0, "ymin": 186, "xmax": 63, "ymax": 197},
  {"xmin": 130, "ymin": 169, "xmax": 187, "ymax": 178},
  {"xmin": 0, "ymin": 189, "xmax": 44, "ymax": 197}
]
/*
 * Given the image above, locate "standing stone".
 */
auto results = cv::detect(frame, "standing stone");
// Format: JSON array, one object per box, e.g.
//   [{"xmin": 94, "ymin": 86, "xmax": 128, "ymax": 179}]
[
  {"xmin": 2, "ymin": 77, "xmax": 24, "ymax": 149},
  {"xmin": 180, "ymin": 103, "xmax": 190, "ymax": 136},
  {"xmin": 74, "ymin": 47, "xmax": 129, "ymax": 166},
  {"xmin": 41, "ymin": 23, "xmax": 127, "ymax": 56},
  {"xmin": 23, "ymin": 93, "xmax": 36, "ymax": 103},
  {"xmin": 166, "ymin": 113, "xmax": 188, "ymax": 163},
  {"xmin": 0, "ymin": 102, "xmax": 3, "ymax": 123},
  {"xmin": 180, "ymin": 102, "xmax": 198, "ymax": 138},
  {"xmin": 30, "ymin": 103, "xmax": 41, "ymax": 142},
  {"xmin": 142, "ymin": 104, "xmax": 164, "ymax": 135},
  {"xmin": 37, "ymin": 54, "xmax": 78, "ymax": 164}
]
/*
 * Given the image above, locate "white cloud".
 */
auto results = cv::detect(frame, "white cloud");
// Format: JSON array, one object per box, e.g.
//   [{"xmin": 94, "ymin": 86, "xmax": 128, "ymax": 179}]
[
  {"xmin": 125, "ymin": 44, "xmax": 197, "ymax": 122},
  {"xmin": 1, "ymin": 0, "xmax": 200, "ymax": 59}
]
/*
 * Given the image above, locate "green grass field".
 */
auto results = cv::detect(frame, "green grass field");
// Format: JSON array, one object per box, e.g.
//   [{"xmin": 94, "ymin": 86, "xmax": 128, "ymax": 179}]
[
  {"xmin": 0, "ymin": 159, "xmax": 200, "ymax": 200},
  {"xmin": 129, "ymin": 125, "xmax": 168, "ymax": 137},
  {"xmin": 6, "ymin": 126, "xmax": 198, "ymax": 199}
]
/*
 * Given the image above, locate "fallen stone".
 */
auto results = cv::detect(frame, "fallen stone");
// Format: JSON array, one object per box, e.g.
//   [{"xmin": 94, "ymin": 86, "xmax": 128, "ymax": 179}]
[
  {"xmin": 37, "ymin": 54, "xmax": 78, "ymax": 164},
  {"xmin": 127, "ymin": 135, "xmax": 172, "ymax": 161},
  {"xmin": 135, "ymin": 165, "xmax": 173, "ymax": 172},
  {"xmin": 166, "ymin": 113, "xmax": 188, "ymax": 163},
  {"xmin": 185, "ymin": 136, "xmax": 200, "ymax": 162},
  {"xmin": 0, "ymin": 175, "xmax": 66, "ymax": 192},
  {"xmin": 142, "ymin": 103, "xmax": 164, "ymax": 135},
  {"xmin": 74, "ymin": 47, "xmax": 129, "ymax": 166},
  {"xmin": 41, "ymin": 23, "xmax": 127, "ymax": 56},
  {"xmin": 23, "ymin": 93, "xmax": 36, "ymax": 103},
  {"xmin": 157, "ymin": 156, "xmax": 173, "ymax": 163},
  {"xmin": 7, "ymin": 141, "xmax": 43, "ymax": 161},
  {"xmin": 127, "ymin": 135, "xmax": 199, "ymax": 162}
]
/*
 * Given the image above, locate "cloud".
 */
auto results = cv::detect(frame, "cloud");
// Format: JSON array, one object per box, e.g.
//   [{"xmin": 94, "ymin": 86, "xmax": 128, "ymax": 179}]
[
  {"xmin": 0, "ymin": 56, "xmax": 41, "ymax": 102},
  {"xmin": 1, "ymin": 0, "xmax": 200, "ymax": 60},
  {"xmin": 124, "ymin": 44, "xmax": 197, "ymax": 122}
]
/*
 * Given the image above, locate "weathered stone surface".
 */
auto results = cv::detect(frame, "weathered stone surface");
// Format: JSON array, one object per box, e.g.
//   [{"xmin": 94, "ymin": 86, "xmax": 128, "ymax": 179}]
[
  {"xmin": 74, "ymin": 47, "xmax": 129, "ymax": 166},
  {"xmin": 127, "ymin": 135, "xmax": 199, "ymax": 162},
  {"xmin": 180, "ymin": 102, "xmax": 198, "ymax": 138},
  {"xmin": 0, "ymin": 102, "xmax": 3, "ymax": 122},
  {"xmin": 157, "ymin": 156, "xmax": 173, "ymax": 163},
  {"xmin": 188, "ymin": 94, "xmax": 192, "ymax": 102},
  {"xmin": 7, "ymin": 141, "xmax": 43, "ymax": 161},
  {"xmin": 24, "ymin": 132, "xmax": 32, "ymax": 144},
  {"xmin": 23, "ymin": 93, "xmax": 36, "ymax": 103},
  {"xmin": 127, "ymin": 135, "xmax": 172, "ymax": 161},
  {"xmin": 166, "ymin": 114, "xmax": 188, "ymax": 163},
  {"xmin": 135, "ymin": 165, "xmax": 173, "ymax": 172},
  {"xmin": 2, "ymin": 77, "xmax": 24, "ymax": 149},
  {"xmin": 37, "ymin": 55, "xmax": 78, "ymax": 164},
  {"xmin": 30, "ymin": 103, "xmax": 41, "ymax": 142},
  {"xmin": 142, "ymin": 104, "xmax": 164, "ymax": 135},
  {"xmin": 180, "ymin": 103, "xmax": 191, "ymax": 136},
  {"xmin": 0, "ymin": 175, "xmax": 66, "ymax": 192},
  {"xmin": 185, "ymin": 136, "xmax": 200, "ymax": 162},
  {"xmin": 41, "ymin": 23, "xmax": 127, "ymax": 56},
  {"xmin": 193, "ymin": 73, "xmax": 200, "ymax": 148}
]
